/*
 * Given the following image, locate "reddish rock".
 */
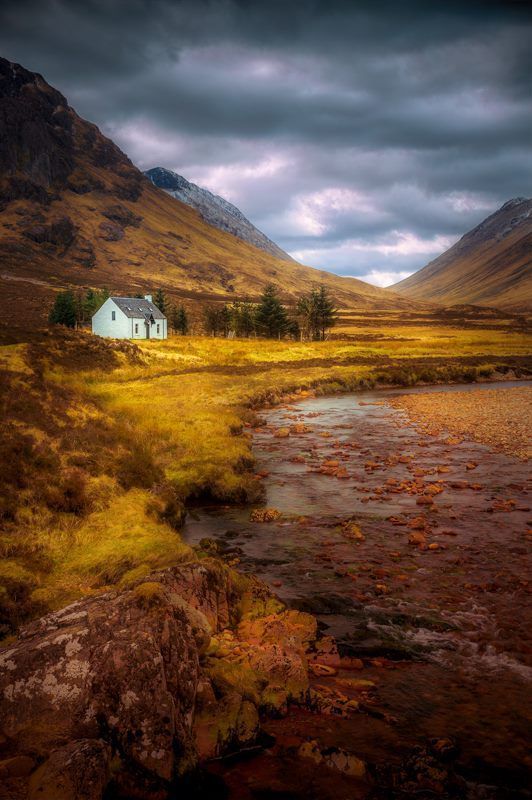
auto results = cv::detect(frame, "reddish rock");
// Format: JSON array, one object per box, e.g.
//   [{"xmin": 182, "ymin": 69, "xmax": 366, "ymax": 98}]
[
  {"xmin": 28, "ymin": 740, "xmax": 110, "ymax": 800},
  {"xmin": 0, "ymin": 560, "xmax": 321, "ymax": 798}
]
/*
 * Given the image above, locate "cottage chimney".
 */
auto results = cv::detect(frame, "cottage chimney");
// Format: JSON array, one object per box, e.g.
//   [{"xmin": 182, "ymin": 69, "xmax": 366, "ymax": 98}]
[{"xmin": 144, "ymin": 294, "xmax": 153, "ymax": 302}]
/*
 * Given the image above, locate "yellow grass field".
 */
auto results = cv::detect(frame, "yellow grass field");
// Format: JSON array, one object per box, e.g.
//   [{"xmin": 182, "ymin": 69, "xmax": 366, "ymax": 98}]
[{"xmin": 1, "ymin": 322, "xmax": 531, "ymax": 631}]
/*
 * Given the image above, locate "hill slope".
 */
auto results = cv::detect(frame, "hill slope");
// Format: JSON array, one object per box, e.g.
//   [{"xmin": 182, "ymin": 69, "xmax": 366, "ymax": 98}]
[
  {"xmin": 0, "ymin": 56, "xmax": 416, "ymax": 334},
  {"xmin": 145, "ymin": 166, "xmax": 292, "ymax": 262},
  {"xmin": 393, "ymin": 199, "xmax": 532, "ymax": 311}
]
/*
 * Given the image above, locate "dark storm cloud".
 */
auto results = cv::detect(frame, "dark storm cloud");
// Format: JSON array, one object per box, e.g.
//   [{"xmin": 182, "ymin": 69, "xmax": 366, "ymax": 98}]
[{"xmin": 1, "ymin": 0, "xmax": 531, "ymax": 283}]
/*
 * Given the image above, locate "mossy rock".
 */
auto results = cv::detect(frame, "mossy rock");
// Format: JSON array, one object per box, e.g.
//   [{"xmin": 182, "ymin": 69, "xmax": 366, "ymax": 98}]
[{"xmin": 133, "ymin": 581, "xmax": 167, "ymax": 609}]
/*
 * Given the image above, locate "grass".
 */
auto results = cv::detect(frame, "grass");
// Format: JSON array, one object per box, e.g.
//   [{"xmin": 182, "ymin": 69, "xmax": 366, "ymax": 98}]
[{"xmin": 0, "ymin": 322, "xmax": 531, "ymax": 634}]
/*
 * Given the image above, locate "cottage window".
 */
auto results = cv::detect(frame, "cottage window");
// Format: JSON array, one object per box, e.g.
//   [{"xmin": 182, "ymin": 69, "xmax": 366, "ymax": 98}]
[
  {"xmin": 135, "ymin": 323, "xmax": 139, "ymax": 334},
  {"xmin": 111, "ymin": 310, "xmax": 116, "ymax": 321},
  {"xmin": 157, "ymin": 324, "xmax": 160, "ymax": 334}
]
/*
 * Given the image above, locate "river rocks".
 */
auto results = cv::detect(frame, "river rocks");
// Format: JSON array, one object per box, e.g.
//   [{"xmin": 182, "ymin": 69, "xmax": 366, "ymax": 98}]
[
  {"xmin": 0, "ymin": 559, "xmax": 321, "ymax": 799},
  {"xmin": 342, "ymin": 521, "xmax": 365, "ymax": 541},
  {"xmin": 193, "ymin": 687, "xmax": 259, "ymax": 760},
  {"xmin": 298, "ymin": 739, "xmax": 365, "ymax": 777},
  {"xmin": 250, "ymin": 507, "xmax": 281, "ymax": 522}
]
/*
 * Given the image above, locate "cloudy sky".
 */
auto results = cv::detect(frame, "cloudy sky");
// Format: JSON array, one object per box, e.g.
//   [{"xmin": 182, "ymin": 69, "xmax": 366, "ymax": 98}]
[{"xmin": 1, "ymin": 0, "xmax": 531, "ymax": 285}]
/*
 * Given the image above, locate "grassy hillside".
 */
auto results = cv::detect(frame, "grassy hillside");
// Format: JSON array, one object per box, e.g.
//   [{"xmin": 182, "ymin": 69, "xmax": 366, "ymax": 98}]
[
  {"xmin": 393, "ymin": 199, "xmax": 532, "ymax": 311},
  {"xmin": 0, "ymin": 56, "xmax": 418, "ymax": 339}
]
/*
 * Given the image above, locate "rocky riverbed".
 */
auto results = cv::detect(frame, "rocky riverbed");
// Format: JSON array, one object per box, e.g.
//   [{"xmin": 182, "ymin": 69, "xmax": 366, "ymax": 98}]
[
  {"xmin": 184, "ymin": 382, "xmax": 532, "ymax": 798},
  {"xmin": 1, "ymin": 381, "xmax": 530, "ymax": 800}
]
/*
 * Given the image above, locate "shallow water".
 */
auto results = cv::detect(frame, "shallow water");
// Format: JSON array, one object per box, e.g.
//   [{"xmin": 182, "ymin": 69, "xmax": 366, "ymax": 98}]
[{"xmin": 183, "ymin": 382, "xmax": 532, "ymax": 797}]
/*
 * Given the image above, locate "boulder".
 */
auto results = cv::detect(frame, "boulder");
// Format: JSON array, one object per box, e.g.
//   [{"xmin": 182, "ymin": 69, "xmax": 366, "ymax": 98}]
[
  {"xmin": 28, "ymin": 740, "xmax": 110, "ymax": 800},
  {"xmin": 0, "ymin": 559, "xmax": 319, "ymax": 798}
]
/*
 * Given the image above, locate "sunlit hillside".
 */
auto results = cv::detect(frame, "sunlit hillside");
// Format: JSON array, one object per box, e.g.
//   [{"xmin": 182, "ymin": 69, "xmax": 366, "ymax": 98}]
[{"xmin": 0, "ymin": 56, "xmax": 419, "ymax": 340}]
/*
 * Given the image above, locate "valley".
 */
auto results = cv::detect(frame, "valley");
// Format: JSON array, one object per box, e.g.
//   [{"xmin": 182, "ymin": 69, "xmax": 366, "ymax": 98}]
[{"xmin": 0, "ymin": 44, "xmax": 531, "ymax": 800}]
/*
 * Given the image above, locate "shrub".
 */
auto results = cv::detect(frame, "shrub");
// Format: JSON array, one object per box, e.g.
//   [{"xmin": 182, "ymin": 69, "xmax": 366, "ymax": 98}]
[
  {"xmin": 115, "ymin": 441, "xmax": 164, "ymax": 490},
  {"xmin": 45, "ymin": 468, "xmax": 91, "ymax": 514}
]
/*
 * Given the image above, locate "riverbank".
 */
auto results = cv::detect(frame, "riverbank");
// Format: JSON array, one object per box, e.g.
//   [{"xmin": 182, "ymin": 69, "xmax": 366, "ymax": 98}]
[
  {"xmin": 1, "ymin": 328, "xmax": 531, "ymax": 798},
  {"xmin": 1, "ymin": 326, "xmax": 531, "ymax": 630},
  {"xmin": 184, "ymin": 383, "xmax": 532, "ymax": 797},
  {"xmin": 390, "ymin": 385, "xmax": 531, "ymax": 459}
]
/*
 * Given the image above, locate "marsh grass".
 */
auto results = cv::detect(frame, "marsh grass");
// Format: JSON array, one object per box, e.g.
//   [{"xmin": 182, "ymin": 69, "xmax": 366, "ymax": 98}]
[{"xmin": 0, "ymin": 324, "xmax": 530, "ymax": 633}]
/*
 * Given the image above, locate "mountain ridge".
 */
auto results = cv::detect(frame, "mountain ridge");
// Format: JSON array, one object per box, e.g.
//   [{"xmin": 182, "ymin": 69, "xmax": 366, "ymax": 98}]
[
  {"xmin": 145, "ymin": 166, "xmax": 292, "ymax": 262},
  {"xmin": 0, "ymin": 56, "xmax": 420, "ymax": 335},
  {"xmin": 393, "ymin": 198, "xmax": 532, "ymax": 310}
]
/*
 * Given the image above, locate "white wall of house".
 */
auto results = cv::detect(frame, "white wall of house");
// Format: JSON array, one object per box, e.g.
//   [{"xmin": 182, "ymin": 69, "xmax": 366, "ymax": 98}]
[
  {"xmin": 130, "ymin": 317, "xmax": 167, "ymax": 339},
  {"xmin": 92, "ymin": 299, "xmax": 168, "ymax": 339},
  {"xmin": 92, "ymin": 298, "xmax": 130, "ymax": 338}
]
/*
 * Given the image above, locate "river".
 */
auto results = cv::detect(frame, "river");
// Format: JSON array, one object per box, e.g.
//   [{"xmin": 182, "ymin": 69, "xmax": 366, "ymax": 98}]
[{"xmin": 183, "ymin": 381, "xmax": 531, "ymax": 799}]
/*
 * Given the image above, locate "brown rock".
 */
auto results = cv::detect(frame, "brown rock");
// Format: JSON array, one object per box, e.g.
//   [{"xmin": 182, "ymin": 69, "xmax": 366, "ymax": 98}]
[
  {"xmin": 0, "ymin": 755, "xmax": 36, "ymax": 778},
  {"xmin": 416, "ymin": 495, "xmax": 435, "ymax": 506},
  {"xmin": 250, "ymin": 507, "xmax": 281, "ymax": 523},
  {"xmin": 98, "ymin": 221, "xmax": 124, "ymax": 241},
  {"xmin": 0, "ymin": 561, "xmax": 253, "ymax": 792},
  {"xmin": 28, "ymin": 740, "xmax": 110, "ymax": 800}
]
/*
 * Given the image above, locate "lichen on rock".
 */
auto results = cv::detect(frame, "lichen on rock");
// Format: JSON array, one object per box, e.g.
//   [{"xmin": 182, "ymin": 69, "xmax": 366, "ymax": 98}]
[{"xmin": 0, "ymin": 558, "xmax": 321, "ymax": 799}]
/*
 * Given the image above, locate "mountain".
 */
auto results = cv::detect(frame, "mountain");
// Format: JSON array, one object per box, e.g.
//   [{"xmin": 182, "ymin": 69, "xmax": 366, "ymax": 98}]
[
  {"xmin": 0, "ymin": 57, "xmax": 420, "ymax": 335},
  {"xmin": 145, "ymin": 166, "xmax": 292, "ymax": 262},
  {"xmin": 393, "ymin": 199, "xmax": 532, "ymax": 311}
]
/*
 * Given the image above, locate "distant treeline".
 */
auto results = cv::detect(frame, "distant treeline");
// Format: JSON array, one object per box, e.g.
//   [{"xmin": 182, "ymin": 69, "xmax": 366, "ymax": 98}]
[
  {"xmin": 202, "ymin": 284, "xmax": 337, "ymax": 340},
  {"xmin": 49, "ymin": 283, "xmax": 338, "ymax": 341}
]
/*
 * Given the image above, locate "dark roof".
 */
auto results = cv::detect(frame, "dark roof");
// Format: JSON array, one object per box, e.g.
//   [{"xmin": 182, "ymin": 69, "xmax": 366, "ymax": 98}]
[{"xmin": 111, "ymin": 297, "xmax": 166, "ymax": 319}]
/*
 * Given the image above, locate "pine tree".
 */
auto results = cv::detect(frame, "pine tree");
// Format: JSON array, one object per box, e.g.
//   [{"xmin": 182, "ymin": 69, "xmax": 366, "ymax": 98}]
[
  {"xmin": 255, "ymin": 285, "xmax": 289, "ymax": 339},
  {"xmin": 297, "ymin": 285, "xmax": 337, "ymax": 340},
  {"xmin": 238, "ymin": 300, "xmax": 256, "ymax": 337},
  {"xmin": 220, "ymin": 305, "xmax": 231, "ymax": 337},
  {"xmin": 154, "ymin": 288, "xmax": 167, "ymax": 315},
  {"xmin": 315, "ymin": 284, "xmax": 337, "ymax": 340},
  {"xmin": 203, "ymin": 305, "xmax": 221, "ymax": 336},
  {"xmin": 83, "ymin": 288, "xmax": 109, "ymax": 321},
  {"xmin": 175, "ymin": 305, "xmax": 189, "ymax": 335},
  {"xmin": 49, "ymin": 290, "xmax": 77, "ymax": 328},
  {"xmin": 169, "ymin": 305, "xmax": 179, "ymax": 334}
]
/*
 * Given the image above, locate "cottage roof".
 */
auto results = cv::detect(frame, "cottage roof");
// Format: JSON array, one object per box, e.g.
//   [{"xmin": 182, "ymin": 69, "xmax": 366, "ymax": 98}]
[{"xmin": 110, "ymin": 297, "xmax": 166, "ymax": 319}]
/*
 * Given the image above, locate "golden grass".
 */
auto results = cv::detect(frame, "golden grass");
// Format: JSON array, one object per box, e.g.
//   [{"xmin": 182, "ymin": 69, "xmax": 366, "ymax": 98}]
[
  {"xmin": 1, "ymin": 323, "xmax": 530, "ymax": 632},
  {"xmin": 69, "ymin": 327, "xmax": 532, "ymax": 501}
]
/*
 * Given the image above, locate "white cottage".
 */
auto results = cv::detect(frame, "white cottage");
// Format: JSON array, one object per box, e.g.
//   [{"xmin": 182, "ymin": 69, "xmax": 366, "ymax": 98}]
[{"xmin": 92, "ymin": 295, "xmax": 167, "ymax": 340}]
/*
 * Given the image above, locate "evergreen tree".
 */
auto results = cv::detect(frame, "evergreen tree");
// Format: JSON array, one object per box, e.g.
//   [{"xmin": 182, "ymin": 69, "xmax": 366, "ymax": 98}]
[
  {"xmin": 175, "ymin": 305, "xmax": 189, "ymax": 335},
  {"xmin": 169, "ymin": 304, "xmax": 179, "ymax": 334},
  {"xmin": 219, "ymin": 304, "xmax": 232, "ymax": 337},
  {"xmin": 315, "ymin": 284, "xmax": 337, "ymax": 340},
  {"xmin": 296, "ymin": 290, "xmax": 319, "ymax": 340},
  {"xmin": 154, "ymin": 288, "xmax": 167, "ymax": 314},
  {"xmin": 255, "ymin": 284, "xmax": 289, "ymax": 339},
  {"xmin": 49, "ymin": 290, "xmax": 77, "ymax": 328},
  {"xmin": 238, "ymin": 300, "xmax": 256, "ymax": 337},
  {"xmin": 83, "ymin": 288, "xmax": 109, "ymax": 321},
  {"xmin": 297, "ymin": 285, "xmax": 337, "ymax": 340},
  {"xmin": 203, "ymin": 305, "xmax": 221, "ymax": 336}
]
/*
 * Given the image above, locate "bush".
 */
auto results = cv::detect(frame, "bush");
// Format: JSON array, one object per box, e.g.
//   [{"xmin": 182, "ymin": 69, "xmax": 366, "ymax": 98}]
[
  {"xmin": 115, "ymin": 441, "xmax": 164, "ymax": 490},
  {"xmin": 45, "ymin": 468, "xmax": 91, "ymax": 514}
]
